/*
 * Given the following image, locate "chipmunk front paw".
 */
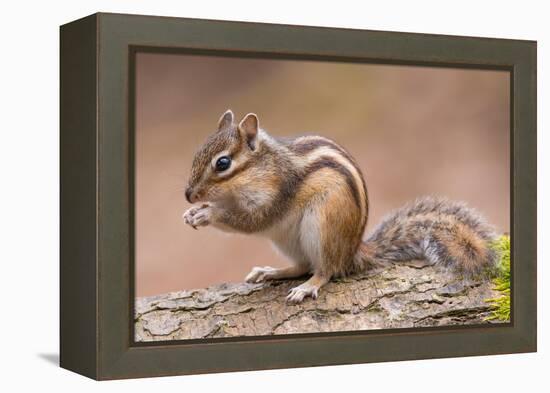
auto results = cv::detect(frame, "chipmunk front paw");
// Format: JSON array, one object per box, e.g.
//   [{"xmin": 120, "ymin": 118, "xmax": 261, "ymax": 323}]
[{"xmin": 183, "ymin": 203, "xmax": 213, "ymax": 229}]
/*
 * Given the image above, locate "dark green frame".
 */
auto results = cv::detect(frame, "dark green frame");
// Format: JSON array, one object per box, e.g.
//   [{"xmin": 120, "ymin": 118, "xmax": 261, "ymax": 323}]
[{"xmin": 60, "ymin": 12, "xmax": 537, "ymax": 380}]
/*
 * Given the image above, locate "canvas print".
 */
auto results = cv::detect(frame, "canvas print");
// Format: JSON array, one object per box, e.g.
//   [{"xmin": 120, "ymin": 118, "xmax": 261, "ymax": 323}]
[{"xmin": 133, "ymin": 53, "xmax": 511, "ymax": 342}]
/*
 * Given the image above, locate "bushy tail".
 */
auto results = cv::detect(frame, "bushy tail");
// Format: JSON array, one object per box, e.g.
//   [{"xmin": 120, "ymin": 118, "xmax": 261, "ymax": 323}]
[{"xmin": 353, "ymin": 196, "xmax": 499, "ymax": 277}]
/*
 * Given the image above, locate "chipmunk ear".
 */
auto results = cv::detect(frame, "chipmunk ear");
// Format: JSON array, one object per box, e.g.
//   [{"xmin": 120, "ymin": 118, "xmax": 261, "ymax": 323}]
[
  {"xmin": 238, "ymin": 113, "xmax": 259, "ymax": 150},
  {"xmin": 217, "ymin": 109, "xmax": 234, "ymax": 131}
]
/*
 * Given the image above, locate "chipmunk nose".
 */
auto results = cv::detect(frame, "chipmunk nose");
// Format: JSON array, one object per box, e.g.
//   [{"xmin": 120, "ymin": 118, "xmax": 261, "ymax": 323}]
[{"xmin": 185, "ymin": 187, "xmax": 193, "ymax": 203}]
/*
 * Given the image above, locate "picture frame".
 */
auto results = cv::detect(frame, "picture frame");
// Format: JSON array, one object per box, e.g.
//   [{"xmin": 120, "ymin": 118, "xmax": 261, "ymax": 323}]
[{"xmin": 60, "ymin": 12, "xmax": 537, "ymax": 380}]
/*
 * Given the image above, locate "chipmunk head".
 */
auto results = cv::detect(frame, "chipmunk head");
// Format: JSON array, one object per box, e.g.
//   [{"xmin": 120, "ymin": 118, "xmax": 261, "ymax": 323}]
[{"xmin": 185, "ymin": 110, "xmax": 262, "ymax": 203}]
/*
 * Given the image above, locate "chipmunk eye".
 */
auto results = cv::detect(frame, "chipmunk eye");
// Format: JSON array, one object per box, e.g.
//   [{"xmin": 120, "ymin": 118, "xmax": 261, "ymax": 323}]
[{"xmin": 215, "ymin": 156, "xmax": 231, "ymax": 172}]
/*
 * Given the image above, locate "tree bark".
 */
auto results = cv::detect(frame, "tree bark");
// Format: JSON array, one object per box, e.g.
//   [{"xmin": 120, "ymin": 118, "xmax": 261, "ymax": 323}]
[{"xmin": 135, "ymin": 261, "xmax": 503, "ymax": 342}]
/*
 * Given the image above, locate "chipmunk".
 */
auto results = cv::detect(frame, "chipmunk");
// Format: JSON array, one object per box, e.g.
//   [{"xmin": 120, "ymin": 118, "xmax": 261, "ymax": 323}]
[{"xmin": 183, "ymin": 110, "xmax": 498, "ymax": 303}]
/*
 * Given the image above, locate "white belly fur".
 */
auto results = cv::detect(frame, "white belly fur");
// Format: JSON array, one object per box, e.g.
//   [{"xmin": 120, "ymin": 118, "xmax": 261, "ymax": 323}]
[{"xmin": 261, "ymin": 206, "xmax": 321, "ymax": 272}]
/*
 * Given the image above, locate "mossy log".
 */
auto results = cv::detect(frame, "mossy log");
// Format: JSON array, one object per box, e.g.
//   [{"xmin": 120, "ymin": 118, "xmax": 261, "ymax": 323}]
[{"xmin": 135, "ymin": 261, "xmax": 504, "ymax": 342}]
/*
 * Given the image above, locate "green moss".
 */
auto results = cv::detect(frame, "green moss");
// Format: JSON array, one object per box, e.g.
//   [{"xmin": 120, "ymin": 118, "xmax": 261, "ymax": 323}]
[{"xmin": 485, "ymin": 234, "xmax": 511, "ymax": 321}]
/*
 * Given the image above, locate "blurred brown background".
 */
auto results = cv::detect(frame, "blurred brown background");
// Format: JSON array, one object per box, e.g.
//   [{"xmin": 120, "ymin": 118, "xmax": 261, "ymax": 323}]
[{"xmin": 135, "ymin": 52, "xmax": 510, "ymax": 297}]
